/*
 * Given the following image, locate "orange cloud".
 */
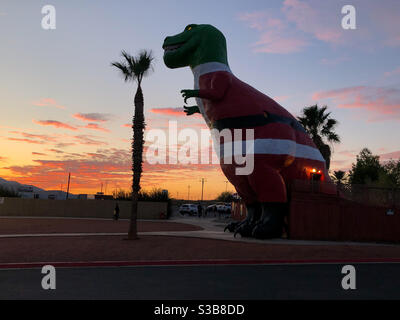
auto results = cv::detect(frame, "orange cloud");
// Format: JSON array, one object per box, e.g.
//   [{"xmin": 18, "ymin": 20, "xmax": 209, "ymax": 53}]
[
  {"xmin": 72, "ymin": 113, "xmax": 112, "ymax": 122},
  {"xmin": 33, "ymin": 98, "xmax": 65, "ymax": 109},
  {"xmin": 3, "ymin": 147, "xmax": 228, "ymax": 198},
  {"xmin": 47, "ymin": 149, "xmax": 65, "ymax": 154},
  {"xmin": 33, "ymin": 120, "xmax": 78, "ymax": 131},
  {"xmin": 6, "ymin": 137, "xmax": 45, "ymax": 144},
  {"xmin": 150, "ymin": 107, "xmax": 185, "ymax": 117}
]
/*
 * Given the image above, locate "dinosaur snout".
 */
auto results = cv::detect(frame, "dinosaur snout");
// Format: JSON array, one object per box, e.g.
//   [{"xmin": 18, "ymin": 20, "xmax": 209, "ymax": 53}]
[{"xmin": 162, "ymin": 37, "xmax": 171, "ymax": 49}]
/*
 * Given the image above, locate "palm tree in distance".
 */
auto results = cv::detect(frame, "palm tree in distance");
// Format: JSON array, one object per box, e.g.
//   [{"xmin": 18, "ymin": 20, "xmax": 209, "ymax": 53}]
[
  {"xmin": 112, "ymin": 50, "xmax": 154, "ymax": 240},
  {"xmin": 298, "ymin": 104, "xmax": 340, "ymax": 169},
  {"xmin": 331, "ymin": 170, "xmax": 347, "ymax": 185}
]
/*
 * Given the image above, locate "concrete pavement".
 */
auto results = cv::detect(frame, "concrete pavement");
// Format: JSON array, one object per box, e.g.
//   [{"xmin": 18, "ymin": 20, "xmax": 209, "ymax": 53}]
[{"xmin": 1, "ymin": 263, "xmax": 399, "ymax": 299}]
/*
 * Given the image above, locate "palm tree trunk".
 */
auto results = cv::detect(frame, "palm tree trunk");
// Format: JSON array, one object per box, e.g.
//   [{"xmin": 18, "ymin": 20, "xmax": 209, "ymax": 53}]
[{"xmin": 128, "ymin": 84, "xmax": 145, "ymax": 240}]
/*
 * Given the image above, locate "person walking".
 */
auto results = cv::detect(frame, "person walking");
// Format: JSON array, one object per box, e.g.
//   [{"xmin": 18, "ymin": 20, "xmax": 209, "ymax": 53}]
[
  {"xmin": 197, "ymin": 203, "xmax": 203, "ymax": 218},
  {"xmin": 114, "ymin": 203, "xmax": 120, "ymax": 221}
]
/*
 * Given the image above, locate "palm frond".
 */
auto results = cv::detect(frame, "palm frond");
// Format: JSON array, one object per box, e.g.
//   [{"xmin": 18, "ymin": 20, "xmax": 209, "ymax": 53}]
[
  {"xmin": 111, "ymin": 61, "xmax": 132, "ymax": 82},
  {"xmin": 121, "ymin": 50, "xmax": 136, "ymax": 75},
  {"xmin": 327, "ymin": 132, "xmax": 341, "ymax": 143}
]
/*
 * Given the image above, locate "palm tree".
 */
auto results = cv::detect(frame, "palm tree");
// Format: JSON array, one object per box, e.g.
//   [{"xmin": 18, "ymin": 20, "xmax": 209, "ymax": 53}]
[
  {"xmin": 331, "ymin": 170, "xmax": 346, "ymax": 185},
  {"xmin": 298, "ymin": 104, "xmax": 340, "ymax": 169},
  {"xmin": 112, "ymin": 50, "xmax": 154, "ymax": 240}
]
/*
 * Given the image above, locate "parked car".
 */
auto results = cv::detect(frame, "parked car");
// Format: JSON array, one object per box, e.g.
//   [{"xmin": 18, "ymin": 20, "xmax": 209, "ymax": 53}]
[
  {"xmin": 215, "ymin": 202, "xmax": 230, "ymax": 213},
  {"xmin": 179, "ymin": 204, "xmax": 198, "ymax": 216}
]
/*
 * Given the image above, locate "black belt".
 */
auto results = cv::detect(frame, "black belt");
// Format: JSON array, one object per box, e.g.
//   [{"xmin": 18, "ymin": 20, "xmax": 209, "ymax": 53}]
[{"xmin": 211, "ymin": 112, "xmax": 306, "ymax": 133}]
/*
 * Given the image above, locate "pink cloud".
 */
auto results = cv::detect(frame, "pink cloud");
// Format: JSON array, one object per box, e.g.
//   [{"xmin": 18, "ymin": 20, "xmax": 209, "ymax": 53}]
[
  {"xmin": 254, "ymin": 32, "xmax": 307, "ymax": 54},
  {"xmin": 81, "ymin": 123, "xmax": 110, "ymax": 133},
  {"xmin": 239, "ymin": 11, "xmax": 308, "ymax": 54},
  {"xmin": 72, "ymin": 135, "xmax": 108, "ymax": 146},
  {"xmin": 282, "ymin": 0, "xmax": 342, "ymax": 44},
  {"xmin": 312, "ymin": 86, "xmax": 400, "ymax": 121},
  {"xmin": 72, "ymin": 113, "xmax": 112, "ymax": 122},
  {"xmin": 121, "ymin": 124, "xmax": 132, "ymax": 128},
  {"xmin": 337, "ymin": 150, "xmax": 357, "ymax": 158},
  {"xmin": 33, "ymin": 98, "xmax": 65, "ymax": 109},
  {"xmin": 384, "ymin": 67, "xmax": 400, "ymax": 77},
  {"xmin": 239, "ymin": 1, "xmax": 344, "ymax": 54},
  {"xmin": 33, "ymin": 120, "xmax": 78, "ymax": 131},
  {"xmin": 55, "ymin": 143, "xmax": 75, "ymax": 148},
  {"xmin": 9, "ymin": 131, "xmax": 58, "ymax": 143},
  {"xmin": 274, "ymin": 95, "xmax": 289, "ymax": 103},
  {"xmin": 380, "ymin": 151, "xmax": 400, "ymax": 161}
]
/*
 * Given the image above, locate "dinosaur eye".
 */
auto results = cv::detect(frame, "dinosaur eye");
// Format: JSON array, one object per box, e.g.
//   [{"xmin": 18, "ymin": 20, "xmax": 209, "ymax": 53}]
[{"xmin": 187, "ymin": 26, "xmax": 192, "ymax": 31}]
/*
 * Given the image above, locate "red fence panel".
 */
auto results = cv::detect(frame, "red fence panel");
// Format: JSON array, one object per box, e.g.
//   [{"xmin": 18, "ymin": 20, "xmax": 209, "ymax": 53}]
[{"xmin": 290, "ymin": 192, "xmax": 400, "ymax": 243}]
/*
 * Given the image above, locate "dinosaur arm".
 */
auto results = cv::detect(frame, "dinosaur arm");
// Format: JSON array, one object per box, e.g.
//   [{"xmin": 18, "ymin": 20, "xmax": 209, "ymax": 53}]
[
  {"xmin": 180, "ymin": 72, "xmax": 232, "ymax": 103},
  {"xmin": 198, "ymin": 72, "xmax": 232, "ymax": 101},
  {"xmin": 183, "ymin": 105, "xmax": 200, "ymax": 115}
]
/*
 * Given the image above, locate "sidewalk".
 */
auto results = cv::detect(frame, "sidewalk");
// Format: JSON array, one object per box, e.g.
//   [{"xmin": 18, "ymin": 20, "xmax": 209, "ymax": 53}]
[
  {"xmin": 167, "ymin": 215, "xmax": 399, "ymax": 247},
  {"xmin": 1, "ymin": 216, "xmax": 400, "ymax": 267}
]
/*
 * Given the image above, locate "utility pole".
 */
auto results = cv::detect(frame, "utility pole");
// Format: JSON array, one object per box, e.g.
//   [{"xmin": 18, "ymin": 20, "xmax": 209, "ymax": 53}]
[
  {"xmin": 224, "ymin": 180, "xmax": 229, "ymax": 192},
  {"xmin": 187, "ymin": 185, "xmax": 191, "ymax": 201},
  {"xmin": 199, "ymin": 178, "xmax": 207, "ymax": 202},
  {"xmin": 66, "ymin": 173, "xmax": 71, "ymax": 200}
]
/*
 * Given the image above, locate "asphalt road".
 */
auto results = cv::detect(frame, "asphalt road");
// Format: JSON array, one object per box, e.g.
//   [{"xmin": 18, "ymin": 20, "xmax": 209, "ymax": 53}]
[{"xmin": 1, "ymin": 263, "xmax": 399, "ymax": 300}]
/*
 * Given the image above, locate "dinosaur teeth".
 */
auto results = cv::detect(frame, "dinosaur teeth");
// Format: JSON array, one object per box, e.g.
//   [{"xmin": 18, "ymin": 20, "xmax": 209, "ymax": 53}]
[{"xmin": 164, "ymin": 44, "xmax": 183, "ymax": 52}]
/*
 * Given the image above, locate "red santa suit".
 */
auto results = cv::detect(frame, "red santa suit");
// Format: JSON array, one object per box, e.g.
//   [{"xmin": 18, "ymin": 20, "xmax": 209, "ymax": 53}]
[{"xmin": 192, "ymin": 62, "xmax": 332, "ymax": 204}]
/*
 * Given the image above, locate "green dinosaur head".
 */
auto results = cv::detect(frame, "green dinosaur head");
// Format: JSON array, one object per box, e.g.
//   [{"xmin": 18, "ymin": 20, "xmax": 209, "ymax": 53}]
[{"xmin": 163, "ymin": 24, "xmax": 229, "ymax": 69}]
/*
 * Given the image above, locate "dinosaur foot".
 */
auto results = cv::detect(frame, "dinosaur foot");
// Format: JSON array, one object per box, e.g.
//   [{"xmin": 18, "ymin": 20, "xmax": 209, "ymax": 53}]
[
  {"xmin": 251, "ymin": 220, "xmax": 283, "ymax": 239},
  {"xmin": 234, "ymin": 222, "xmax": 255, "ymax": 238},
  {"xmin": 224, "ymin": 221, "xmax": 241, "ymax": 233}
]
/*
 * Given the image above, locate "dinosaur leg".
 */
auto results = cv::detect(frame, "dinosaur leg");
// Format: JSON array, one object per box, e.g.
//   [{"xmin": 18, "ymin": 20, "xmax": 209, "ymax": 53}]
[
  {"xmin": 233, "ymin": 202, "xmax": 261, "ymax": 238},
  {"xmin": 251, "ymin": 202, "xmax": 285, "ymax": 239}
]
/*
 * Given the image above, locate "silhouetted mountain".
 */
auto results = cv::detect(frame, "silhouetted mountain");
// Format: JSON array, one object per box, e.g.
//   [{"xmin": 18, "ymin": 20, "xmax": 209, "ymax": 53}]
[{"xmin": 0, "ymin": 177, "xmax": 45, "ymax": 192}]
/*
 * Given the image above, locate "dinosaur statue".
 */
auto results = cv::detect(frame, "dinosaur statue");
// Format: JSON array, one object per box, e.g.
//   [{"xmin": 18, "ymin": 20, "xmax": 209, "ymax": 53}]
[{"xmin": 163, "ymin": 24, "xmax": 332, "ymax": 239}]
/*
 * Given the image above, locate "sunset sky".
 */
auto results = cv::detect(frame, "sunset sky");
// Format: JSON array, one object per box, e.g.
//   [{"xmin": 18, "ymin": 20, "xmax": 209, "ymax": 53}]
[{"xmin": 1, "ymin": 0, "xmax": 400, "ymax": 200}]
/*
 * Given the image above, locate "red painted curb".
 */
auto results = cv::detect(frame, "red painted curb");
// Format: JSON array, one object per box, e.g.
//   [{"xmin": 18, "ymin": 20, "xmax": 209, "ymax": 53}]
[{"xmin": 1, "ymin": 258, "xmax": 400, "ymax": 269}]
